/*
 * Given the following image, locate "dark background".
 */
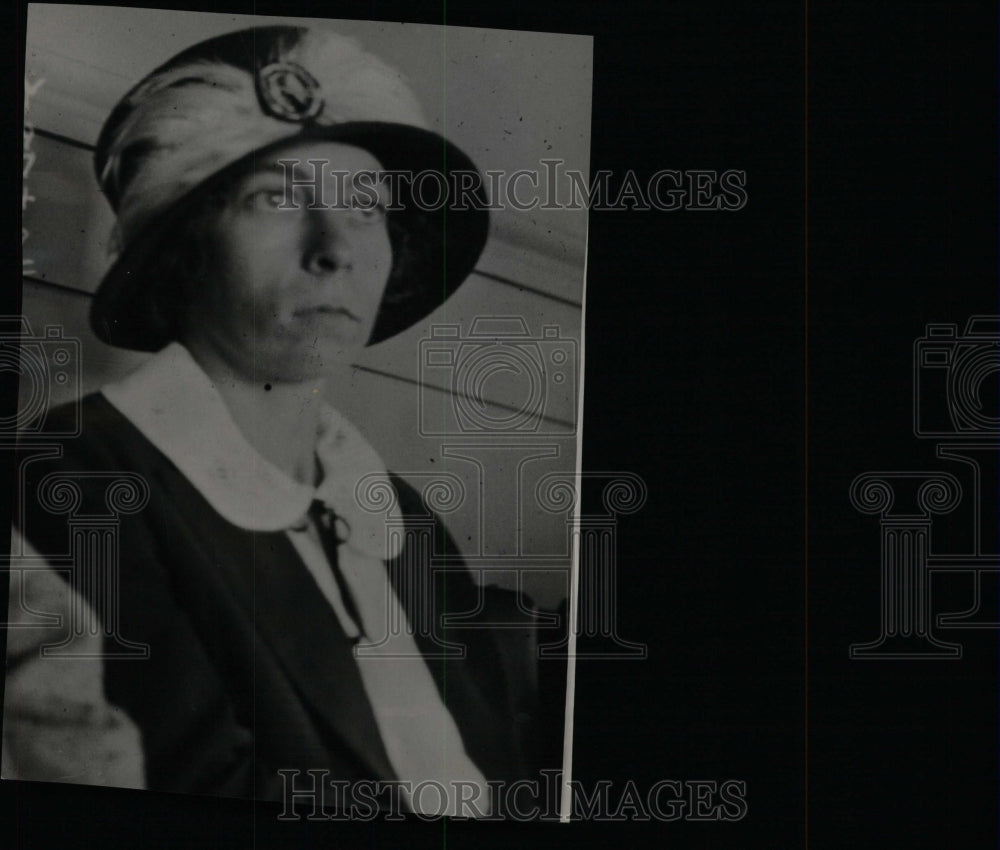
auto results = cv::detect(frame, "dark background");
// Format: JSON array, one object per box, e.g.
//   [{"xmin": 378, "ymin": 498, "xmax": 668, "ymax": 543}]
[{"xmin": 2, "ymin": 0, "xmax": 997, "ymax": 847}]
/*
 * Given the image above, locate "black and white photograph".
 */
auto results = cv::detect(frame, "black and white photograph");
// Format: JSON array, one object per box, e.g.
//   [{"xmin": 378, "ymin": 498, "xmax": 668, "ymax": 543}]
[
  {"xmin": 5, "ymin": 4, "xmax": 591, "ymax": 818},
  {"xmin": 2, "ymin": 0, "xmax": 998, "ymax": 846}
]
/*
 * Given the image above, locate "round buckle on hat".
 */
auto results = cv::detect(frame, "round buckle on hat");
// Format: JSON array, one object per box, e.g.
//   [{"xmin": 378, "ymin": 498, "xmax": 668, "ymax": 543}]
[{"xmin": 256, "ymin": 61, "xmax": 324, "ymax": 122}]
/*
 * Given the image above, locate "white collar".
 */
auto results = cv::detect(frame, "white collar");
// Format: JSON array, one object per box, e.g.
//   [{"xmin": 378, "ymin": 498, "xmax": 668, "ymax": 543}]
[{"xmin": 101, "ymin": 342, "xmax": 402, "ymax": 560}]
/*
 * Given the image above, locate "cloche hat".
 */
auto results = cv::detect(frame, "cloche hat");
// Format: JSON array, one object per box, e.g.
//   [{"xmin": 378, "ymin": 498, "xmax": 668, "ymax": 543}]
[{"xmin": 91, "ymin": 25, "xmax": 489, "ymax": 350}]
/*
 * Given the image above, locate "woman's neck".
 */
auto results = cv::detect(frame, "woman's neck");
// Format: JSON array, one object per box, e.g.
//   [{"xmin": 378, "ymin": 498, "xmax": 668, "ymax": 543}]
[{"xmin": 181, "ymin": 338, "xmax": 327, "ymax": 487}]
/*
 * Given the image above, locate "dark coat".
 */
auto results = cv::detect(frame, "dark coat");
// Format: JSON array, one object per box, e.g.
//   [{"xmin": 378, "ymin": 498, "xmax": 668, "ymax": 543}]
[{"xmin": 14, "ymin": 394, "xmax": 565, "ymax": 807}]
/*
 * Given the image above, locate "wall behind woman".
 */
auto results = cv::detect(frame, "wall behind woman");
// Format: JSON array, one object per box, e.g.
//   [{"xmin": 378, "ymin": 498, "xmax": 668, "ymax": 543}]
[{"xmin": 21, "ymin": 6, "xmax": 592, "ymax": 608}]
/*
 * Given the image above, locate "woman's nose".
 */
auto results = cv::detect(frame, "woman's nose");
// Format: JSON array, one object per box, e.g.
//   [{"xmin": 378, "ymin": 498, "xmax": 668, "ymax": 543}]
[{"xmin": 303, "ymin": 208, "xmax": 354, "ymax": 274}]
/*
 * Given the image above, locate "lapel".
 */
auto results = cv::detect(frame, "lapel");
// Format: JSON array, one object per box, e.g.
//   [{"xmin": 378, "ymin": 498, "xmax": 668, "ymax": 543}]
[
  {"xmin": 97, "ymin": 348, "xmax": 406, "ymax": 782},
  {"xmin": 93, "ymin": 360, "xmax": 527, "ymax": 784},
  {"xmin": 384, "ymin": 473, "xmax": 524, "ymax": 781},
  {"xmin": 245, "ymin": 531, "xmax": 400, "ymax": 782},
  {"xmin": 158, "ymin": 461, "xmax": 399, "ymax": 784}
]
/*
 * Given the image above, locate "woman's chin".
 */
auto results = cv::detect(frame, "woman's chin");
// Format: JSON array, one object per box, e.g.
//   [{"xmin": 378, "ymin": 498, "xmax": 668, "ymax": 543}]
[{"xmin": 253, "ymin": 343, "xmax": 363, "ymax": 384}]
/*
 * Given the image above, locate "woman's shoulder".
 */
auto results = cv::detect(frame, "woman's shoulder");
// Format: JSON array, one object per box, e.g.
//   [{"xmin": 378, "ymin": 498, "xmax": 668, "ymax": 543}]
[
  {"xmin": 384, "ymin": 471, "xmax": 425, "ymax": 514},
  {"xmin": 17, "ymin": 392, "xmax": 168, "ymax": 492},
  {"xmin": 27, "ymin": 390, "xmax": 111, "ymax": 432}
]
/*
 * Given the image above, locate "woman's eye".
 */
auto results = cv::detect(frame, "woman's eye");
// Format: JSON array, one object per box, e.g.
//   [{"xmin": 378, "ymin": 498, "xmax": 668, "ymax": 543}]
[
  {"xmin": 355, "ymin": 201, "xmax": 387, "ymax": 223},
  {"xmin": 245, "ymin": 189, "xmax": 286, "ymax": 211}
]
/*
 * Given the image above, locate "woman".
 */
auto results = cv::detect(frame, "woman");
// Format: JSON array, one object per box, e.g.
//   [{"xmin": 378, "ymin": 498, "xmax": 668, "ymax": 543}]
[{"xmin": 5, "ymin": 26, "xmax": 561, "ymax": 816}]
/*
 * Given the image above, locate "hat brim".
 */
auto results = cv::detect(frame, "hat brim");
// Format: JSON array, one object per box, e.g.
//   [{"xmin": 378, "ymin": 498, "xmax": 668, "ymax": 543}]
[{"xmin": 90, "ymin": 122, "xmax": 490, "ymax": 351}]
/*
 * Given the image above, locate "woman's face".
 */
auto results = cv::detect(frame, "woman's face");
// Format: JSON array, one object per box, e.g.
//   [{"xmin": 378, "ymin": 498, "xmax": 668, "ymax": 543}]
[{"xmin": 182, "ymin": 140, "xmax": 393, "ymax": 383}]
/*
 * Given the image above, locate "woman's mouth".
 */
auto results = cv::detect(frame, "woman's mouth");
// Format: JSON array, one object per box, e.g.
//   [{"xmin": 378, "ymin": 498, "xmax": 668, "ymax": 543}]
[{"xmin": 294, "ymin": 305, "xmax": 360, "ymax": 322}]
